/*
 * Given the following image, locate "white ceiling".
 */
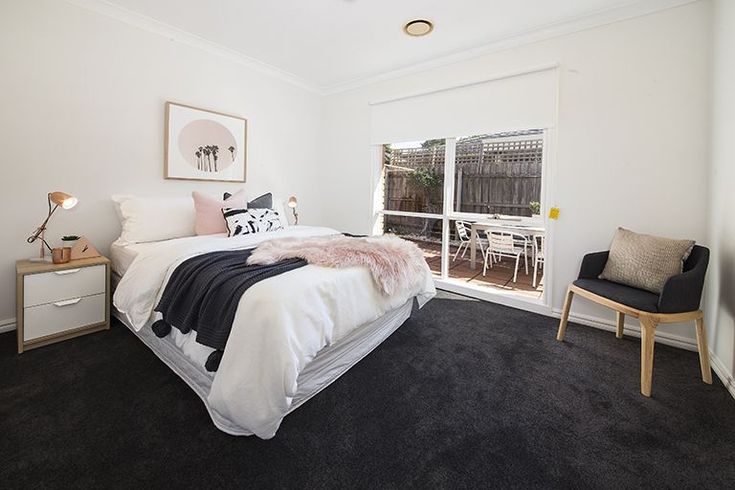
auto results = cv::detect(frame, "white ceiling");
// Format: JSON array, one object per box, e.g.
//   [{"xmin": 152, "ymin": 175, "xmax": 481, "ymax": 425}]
[{"xmin": 95, "ymin": 0, "xmax": 690, "ymax": 92}]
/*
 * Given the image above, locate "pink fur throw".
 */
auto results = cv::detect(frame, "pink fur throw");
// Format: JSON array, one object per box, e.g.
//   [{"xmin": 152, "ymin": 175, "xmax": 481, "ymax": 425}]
[{"xmin": 247, "ymin": 234, "xmax": 428, "ymax": 295}]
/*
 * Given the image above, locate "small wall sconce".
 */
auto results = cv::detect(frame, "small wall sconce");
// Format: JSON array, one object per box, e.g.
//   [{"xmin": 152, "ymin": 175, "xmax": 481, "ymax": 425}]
[{"xmin": 287, "ymin": 195, "xmax": 299, "ymax": 225}]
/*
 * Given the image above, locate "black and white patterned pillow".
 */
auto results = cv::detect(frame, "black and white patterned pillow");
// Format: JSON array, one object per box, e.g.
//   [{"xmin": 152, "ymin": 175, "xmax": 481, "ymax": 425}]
[{"xmin": 222, "ymin": 207, "xmax": 283, "ymax": 237}]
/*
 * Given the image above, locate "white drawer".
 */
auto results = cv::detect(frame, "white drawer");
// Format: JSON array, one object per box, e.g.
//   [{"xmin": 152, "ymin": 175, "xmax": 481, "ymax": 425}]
[
  {"xmin": 23, "ymin": 293, "xmax": 106, "ymax": 342},
  {"xmin": 24, "ymin": 265, "xmax": 106, "ymax": 307}
]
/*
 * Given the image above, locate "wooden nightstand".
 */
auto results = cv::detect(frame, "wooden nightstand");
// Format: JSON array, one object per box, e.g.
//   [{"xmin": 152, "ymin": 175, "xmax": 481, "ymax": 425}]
[{"xmin": 16, "ymin": 256, "xmax": 111, "ymax": 353}]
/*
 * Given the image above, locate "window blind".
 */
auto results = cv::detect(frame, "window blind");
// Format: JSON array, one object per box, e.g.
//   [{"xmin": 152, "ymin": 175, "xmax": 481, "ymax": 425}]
[{"xmin": 370, "ymin": 67, "xmax": 557, "ymax": 144}]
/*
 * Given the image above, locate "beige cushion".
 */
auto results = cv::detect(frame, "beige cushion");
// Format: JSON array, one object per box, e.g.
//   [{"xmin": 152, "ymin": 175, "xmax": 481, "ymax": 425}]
[{"xmin": 599, "ymin": 228, "xmax": 695, "ymax": 294}]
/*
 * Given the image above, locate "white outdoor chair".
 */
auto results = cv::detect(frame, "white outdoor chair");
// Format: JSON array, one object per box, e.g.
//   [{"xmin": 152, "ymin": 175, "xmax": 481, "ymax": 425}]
[
  {"xmin": 453, "ymin": 221, "xmax": 485, "ymax": 261},
  {"xmin": 483, "ymin": 230, "xmax": 528, "ymax": 282},
  {"xmin": 532, "ymin": 233, "xmax": 545, "ymax": 288}
]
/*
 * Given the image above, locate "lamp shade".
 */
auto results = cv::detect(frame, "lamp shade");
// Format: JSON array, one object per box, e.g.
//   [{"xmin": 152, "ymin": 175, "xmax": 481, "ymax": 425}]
[
  {"xmin": 49, "ymin": 191, "xmax": 77, "ymax": 209},
  {"xmin": 287, "ymin": 196, "xmax": 298, "ymax": 208}
]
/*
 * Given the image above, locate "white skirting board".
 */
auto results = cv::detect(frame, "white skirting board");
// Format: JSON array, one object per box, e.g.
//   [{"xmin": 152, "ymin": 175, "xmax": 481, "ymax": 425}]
[
  {"xmin": 0, "ymin": 318, "xmax": 16, "ymax": 334},
  {"xmin": 435, "ymin": 286, "xmax": 735, "ymax": 401},
  {"xmin": 550, "ymin": 307, "xmax": 699, "ymax": 351},
  {"xmin": 550, "ymin": 307, "xmax": 735, "ymax": 400},
  {"xmin": 710, "ymin": 352, "xmax": 735, "ymax": 400}
]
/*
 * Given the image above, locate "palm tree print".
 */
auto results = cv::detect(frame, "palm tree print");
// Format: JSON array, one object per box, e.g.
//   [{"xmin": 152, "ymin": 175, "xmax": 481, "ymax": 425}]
[
  {"xmin": 228, "ymin": 146, "xmax": 235, "ymax": 162},
  {"xmin": 196, "ymin": 146, "xmax": 204, "ymax": 170},
  {"xmin": 193, "ymin": 145, "xmax": 222, "ymax": 172},
  {"xmin": 211, "ymin": 145, "xmax": 219, "ymax": 172},
  {"xmin": 202, "ymin": 147, "xmax": 211, "ymax": 171}
]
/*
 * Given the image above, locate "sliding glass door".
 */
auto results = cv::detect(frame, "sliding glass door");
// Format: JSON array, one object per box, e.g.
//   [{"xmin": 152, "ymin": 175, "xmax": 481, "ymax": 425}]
[{"xmin": 376, "ymin": 130, "xmax": 548, "ymax": 303}]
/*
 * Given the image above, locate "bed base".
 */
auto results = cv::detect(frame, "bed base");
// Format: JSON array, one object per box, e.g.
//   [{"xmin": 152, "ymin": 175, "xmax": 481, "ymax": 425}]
[{"xmin": 112, "ymin": 299, "xmax": 414, "ymax": 436}]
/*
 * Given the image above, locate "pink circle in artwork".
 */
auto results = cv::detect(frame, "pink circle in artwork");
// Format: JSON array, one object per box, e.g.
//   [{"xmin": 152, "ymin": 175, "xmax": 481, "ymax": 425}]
[{"xmin": 178, "ymin": 119, "xmax": 237, "ymax": 172}]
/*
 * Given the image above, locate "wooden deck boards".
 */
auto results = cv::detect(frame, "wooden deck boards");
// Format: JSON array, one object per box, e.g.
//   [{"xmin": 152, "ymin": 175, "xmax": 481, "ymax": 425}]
[{"xmin": 411, "ymin": 240, "xmax": 543, "ymax": 300}]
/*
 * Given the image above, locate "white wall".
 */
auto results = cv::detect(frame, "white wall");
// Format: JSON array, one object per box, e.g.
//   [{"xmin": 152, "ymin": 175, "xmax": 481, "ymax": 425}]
[
  {"xmin": 0, "ymin": 0, "xmax": 719, "ymax": 355},
  {"xmin": 0, "ymin": 0, "xmax": 324, "ymax": 323},
  {"xmin": 321, "ymin": 2, "xmax": 712, "ymax": 343},
  {"xmin": 705, "ymin": 0, "xmax": 735, "ymax": 392}
]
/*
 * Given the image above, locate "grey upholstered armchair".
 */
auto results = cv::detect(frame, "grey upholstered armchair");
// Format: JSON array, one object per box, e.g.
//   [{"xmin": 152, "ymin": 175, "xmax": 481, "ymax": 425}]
[{"xmin": 556, "ymin": 245, "xmax": 712, "ymax": 397}]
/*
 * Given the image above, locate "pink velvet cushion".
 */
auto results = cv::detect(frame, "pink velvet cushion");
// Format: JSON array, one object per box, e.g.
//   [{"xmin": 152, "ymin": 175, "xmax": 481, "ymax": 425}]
[{"xmin": 192, "ymin": 189, "xmax": 247, "ymax": 235}]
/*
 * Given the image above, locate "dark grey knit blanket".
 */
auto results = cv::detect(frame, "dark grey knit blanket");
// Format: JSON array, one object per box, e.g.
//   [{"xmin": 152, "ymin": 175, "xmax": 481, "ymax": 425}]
[{"xmin": 153, "ymin": 249, "xmax": 306, "ymax": 370}]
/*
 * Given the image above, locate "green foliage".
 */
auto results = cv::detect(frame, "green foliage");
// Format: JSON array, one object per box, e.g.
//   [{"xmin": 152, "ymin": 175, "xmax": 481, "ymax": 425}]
[
  {"xmin": 420, "ymin": 139, "xmax": 444, "ymax": 149},
  {"xmin": 62, "ymin": 235, "xmax": 80, "ymax": 241},
  {"xmin": 458, "ymin": 135, "xmax": 485, "ymax": 142},
  {"xmin": 383, "ymin": 144, "xmax": 393, "ymax": 165},
  {"xmin": 529, "ymin": 201, "xmax": 541, "ymax": 215},
  {"xmin": 408, "ymin": 168, "xmax": 442, "ymax": 189}
]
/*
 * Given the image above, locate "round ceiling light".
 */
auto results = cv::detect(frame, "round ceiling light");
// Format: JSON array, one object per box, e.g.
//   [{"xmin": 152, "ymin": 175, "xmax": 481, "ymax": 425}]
[{"xmin": 404, "ymin": 19, "xmax": 434, "ymax": 37}]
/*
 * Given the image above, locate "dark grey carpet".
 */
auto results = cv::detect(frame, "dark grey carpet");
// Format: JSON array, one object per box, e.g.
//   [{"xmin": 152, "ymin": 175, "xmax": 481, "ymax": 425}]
[{"xmin": 1, "ymin": 291, "xmax": 734, "ymax": 489}]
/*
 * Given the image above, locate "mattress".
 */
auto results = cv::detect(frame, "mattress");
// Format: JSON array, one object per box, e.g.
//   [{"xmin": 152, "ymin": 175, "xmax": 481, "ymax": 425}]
[
  {"xmin": 113, "ymin": 298, "xmax": 414, "ymax": 435},
  {"xmin": 110, "ymin": 234, "xmax": 232, "ymax": 276}
]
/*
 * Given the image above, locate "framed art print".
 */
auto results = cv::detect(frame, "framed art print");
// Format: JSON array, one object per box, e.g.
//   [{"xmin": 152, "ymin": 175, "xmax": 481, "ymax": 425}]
[{"xmin": 164, "ymin": 101, "xmax": 247, "ymax": 182}]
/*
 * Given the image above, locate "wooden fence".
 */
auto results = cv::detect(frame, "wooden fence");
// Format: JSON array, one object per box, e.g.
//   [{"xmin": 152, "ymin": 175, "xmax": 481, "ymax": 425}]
[{"xmin": 383, "ymin": 137, "xmax": 543, "ymax": 239}]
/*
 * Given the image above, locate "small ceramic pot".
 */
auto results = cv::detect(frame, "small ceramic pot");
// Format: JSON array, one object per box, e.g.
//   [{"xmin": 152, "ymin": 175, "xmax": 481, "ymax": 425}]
[{"xmin": 52, "ymin": 247, "xmax": 72, "ymax": 264}]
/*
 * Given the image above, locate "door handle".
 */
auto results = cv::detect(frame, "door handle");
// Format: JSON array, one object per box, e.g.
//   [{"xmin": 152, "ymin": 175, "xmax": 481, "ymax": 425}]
[
  {"xmin": 53, "ymin": 298, "xmax": 82, "ymax": 307},
  {"xmin": 54, "ymin": 268, "xmax": 81, "ymax": 275}
]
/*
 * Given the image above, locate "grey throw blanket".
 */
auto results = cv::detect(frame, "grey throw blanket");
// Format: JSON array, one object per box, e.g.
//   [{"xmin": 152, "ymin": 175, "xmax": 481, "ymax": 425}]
[{"xmin": 153, "ymin": 249, "xmax": 306, "ymax": 370}]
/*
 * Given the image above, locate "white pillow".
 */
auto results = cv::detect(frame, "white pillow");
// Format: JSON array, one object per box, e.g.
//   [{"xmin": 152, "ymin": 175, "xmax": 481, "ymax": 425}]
[{"xmin": 112, "ymin": 195, "xmax": 196, "ymax": 244}]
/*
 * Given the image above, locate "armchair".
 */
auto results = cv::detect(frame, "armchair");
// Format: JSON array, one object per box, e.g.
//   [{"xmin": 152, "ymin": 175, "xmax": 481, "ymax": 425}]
[{"xmin": 556, "ymin": 245, "xmax": 712, "ymax": 397}]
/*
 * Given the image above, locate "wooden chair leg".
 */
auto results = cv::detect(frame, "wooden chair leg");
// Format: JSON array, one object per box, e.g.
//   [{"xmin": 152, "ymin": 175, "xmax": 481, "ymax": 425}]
[
  {"xmin": 556, "ymin": 287, "xmax": 574, "ymax": 341},
  {"xmin": 695, "ymin": 317, "xmax": 713, "ymax": 384},
  {"xmin": 639, "ymin": 315, "xmax": 657, "ymax": 397},
  {"xmin": 615, "ymin": 311, "xmax": 625, "ymax": 339}
]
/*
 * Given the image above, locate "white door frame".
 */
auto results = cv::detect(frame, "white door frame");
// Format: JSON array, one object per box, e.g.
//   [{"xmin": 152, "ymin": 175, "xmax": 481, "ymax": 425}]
[{"xmin": 371, "ymin": 128, "xmax": 556, "ymax": 313}]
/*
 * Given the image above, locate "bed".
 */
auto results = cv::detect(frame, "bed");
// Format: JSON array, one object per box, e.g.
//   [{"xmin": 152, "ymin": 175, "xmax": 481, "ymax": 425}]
[{"xmin": 111, "ymin": 224, "xmax": 435, "ymax": 439}]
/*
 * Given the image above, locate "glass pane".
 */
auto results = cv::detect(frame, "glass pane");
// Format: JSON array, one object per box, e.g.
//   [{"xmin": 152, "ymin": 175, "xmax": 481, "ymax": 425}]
[
  {"xmin": 383, "ymin": 215, "xmax": 442, "ymax": 277},
  {"xmin": 383, "ymin": 140, "xmax": 445, "ymax": 214},
  {"xmin": 447, "ymin": 219, "xmax": 543, "ymax": 299},
  {"xmin": 453, "ymin": 131, "xmax": 543, "ymax": 217}
]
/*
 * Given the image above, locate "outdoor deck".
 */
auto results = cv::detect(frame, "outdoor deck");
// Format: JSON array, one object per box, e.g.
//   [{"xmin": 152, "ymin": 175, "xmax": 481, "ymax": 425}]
[{"xmin": 410, "ymin": 240, "xmax": 543, "ymax": 300}]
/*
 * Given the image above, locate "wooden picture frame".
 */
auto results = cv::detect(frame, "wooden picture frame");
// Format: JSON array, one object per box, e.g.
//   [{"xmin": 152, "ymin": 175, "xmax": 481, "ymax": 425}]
[{"xmin": 164, "ymin": 101, "xmax": 247, "ymax": 182}]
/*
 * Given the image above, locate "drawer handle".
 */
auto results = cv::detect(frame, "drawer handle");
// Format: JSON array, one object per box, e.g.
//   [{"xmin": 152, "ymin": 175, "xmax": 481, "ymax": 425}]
[
  {"xmin": 53, "ymin": 298, "xmax": 82, "ymax": 307},
  {"xmin": 54, "ymin": 269, "xmax": 81, "ymax": 275}
]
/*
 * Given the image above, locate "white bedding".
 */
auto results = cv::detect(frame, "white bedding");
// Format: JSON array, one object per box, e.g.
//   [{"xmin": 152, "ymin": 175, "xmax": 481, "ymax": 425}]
[
  {"xmin": 113, "ymin": 225, "xmax": 435, "ymax": 438},
  {"xmin": 110, "ymin": 241, "xmax": 140, "ymax": 276}
]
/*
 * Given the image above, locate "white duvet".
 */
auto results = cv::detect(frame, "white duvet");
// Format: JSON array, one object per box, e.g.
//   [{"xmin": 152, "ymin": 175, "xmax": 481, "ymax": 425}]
[{"xmin": 113, "ymin": 225, "xmax": 435, "ymax": 438}]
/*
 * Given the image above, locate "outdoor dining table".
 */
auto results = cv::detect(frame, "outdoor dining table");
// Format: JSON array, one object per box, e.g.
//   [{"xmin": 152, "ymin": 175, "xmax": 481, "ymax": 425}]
[{"xmin": 469, "ymin": 221, "xmax": 546, "ymax": 270}]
